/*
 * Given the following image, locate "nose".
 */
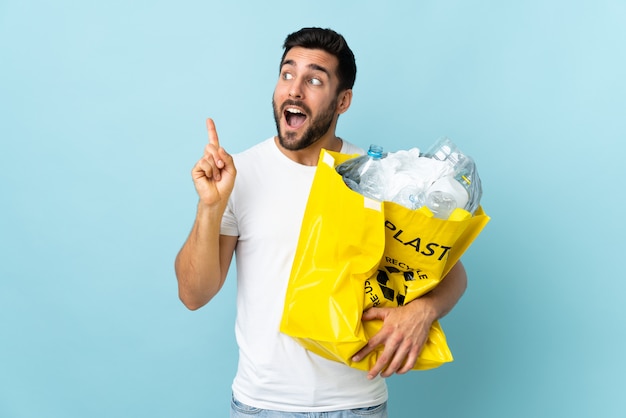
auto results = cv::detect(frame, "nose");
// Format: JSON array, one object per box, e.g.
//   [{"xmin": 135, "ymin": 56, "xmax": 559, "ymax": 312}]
[{"xmin": 289, "ymin": 80, "xmax": 304, "ymax": 99}]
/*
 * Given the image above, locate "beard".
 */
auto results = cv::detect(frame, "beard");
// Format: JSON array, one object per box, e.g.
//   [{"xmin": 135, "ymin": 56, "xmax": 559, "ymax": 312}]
[{"xmin": 273, "ymin": 97, "xmax": 337, "ymax": 151}]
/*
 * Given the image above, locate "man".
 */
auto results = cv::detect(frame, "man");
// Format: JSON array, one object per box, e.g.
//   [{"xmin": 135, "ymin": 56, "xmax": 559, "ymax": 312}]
[{"xmin": 175, "ymin": 27, "xmax": 467, "ymax": 417}]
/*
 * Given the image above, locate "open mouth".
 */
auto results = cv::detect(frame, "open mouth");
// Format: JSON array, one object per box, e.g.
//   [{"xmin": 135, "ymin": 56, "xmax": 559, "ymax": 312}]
[{"xmin": 284, "ymin": 107, "xmax": 307, "ymax": 129}]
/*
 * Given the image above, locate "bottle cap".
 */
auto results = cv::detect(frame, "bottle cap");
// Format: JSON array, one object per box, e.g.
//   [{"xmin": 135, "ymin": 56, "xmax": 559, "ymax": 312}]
[{"xmin": 367, "ymin": 144, "xmax": 384, "ymax": 159}]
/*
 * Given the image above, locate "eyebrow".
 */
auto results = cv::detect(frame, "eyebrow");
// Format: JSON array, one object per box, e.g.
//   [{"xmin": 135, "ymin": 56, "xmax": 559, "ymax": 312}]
[{"xmin": 281, "ymin": 59, "xmax": 331, "ymax": 78}]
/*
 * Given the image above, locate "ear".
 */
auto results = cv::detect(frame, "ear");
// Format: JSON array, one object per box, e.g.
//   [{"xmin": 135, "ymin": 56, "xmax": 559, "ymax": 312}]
[{"xmin": 336, "ymin": 89, "xmax": 353, "ymax": 115}]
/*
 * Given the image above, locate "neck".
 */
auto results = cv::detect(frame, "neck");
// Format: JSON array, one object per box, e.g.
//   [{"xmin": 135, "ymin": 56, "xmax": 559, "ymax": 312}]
[{"xmin": 275, "ymin": 135, "xmax": 343, "ymax": 166}]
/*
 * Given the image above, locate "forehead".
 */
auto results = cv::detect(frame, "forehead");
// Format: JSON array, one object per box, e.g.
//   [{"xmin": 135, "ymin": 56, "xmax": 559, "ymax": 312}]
[{"xmin": 281, "ymin": 47, "xmax": 339, "ymax": 76}]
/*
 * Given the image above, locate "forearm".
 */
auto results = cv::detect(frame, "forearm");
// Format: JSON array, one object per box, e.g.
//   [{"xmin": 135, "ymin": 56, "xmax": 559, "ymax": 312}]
[
  {"xmin": 417, "ymin": 261, "xmax": 468, "ymax": 321},
  {"xmin": 175, "ymin": 203, "xmax": 230, "ymax": 310}
]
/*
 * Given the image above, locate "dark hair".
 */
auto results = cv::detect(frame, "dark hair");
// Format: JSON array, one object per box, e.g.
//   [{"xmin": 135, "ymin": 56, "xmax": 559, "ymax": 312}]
[{"xmin": 281, "ymin": 27, "xmax": 357, "ymax": 92}]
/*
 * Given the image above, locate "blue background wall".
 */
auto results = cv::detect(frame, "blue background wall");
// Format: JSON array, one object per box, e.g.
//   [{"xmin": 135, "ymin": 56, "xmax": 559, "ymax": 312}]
[{"xmin": 1, "ymin": 1, "xmax": 624, "ymax": 417}]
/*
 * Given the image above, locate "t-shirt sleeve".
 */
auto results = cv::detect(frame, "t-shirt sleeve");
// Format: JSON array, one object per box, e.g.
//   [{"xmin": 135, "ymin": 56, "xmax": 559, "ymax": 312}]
[{"xmin": 220, "ymin": 197, "xmax": 239, "ymax": 236}]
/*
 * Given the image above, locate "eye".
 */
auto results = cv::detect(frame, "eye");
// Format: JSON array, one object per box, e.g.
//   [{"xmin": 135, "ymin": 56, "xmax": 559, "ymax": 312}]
[
  {"xmin": 309, "ymin": 77, "xmax": 322, "ymax": 86},
  {"xmin": 282, "ymin": 72, "xmax": 294, "ymax": 80}
]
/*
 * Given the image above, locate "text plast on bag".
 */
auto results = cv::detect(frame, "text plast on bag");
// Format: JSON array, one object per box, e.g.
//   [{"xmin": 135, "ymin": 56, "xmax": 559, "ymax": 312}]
[{"xmin": 385, "ymin": 220, "xmax": 452, "ymax": 261}]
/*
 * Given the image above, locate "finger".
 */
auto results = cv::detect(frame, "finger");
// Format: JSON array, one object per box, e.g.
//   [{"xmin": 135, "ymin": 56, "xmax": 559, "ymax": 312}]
[
  {"xmin": 205, "ymin": 118, "xmax": 225, "ymax": 169},
  {"xmin": 202, "ymin": 142, "xmax": 226, "ymax": 178},
  {"xmin": 381, "ymin": 342, "xmax": 411, "ymax": 378},
  {"xmin": 206, "ymin": 118, "xmax": 220, "ymax": 147},
  {"xmin": 192, "ymin": 157, "xmax": 218, "ymax": 182},
  {"xmin": 352, "ymin": 309, "xmax": 387, "ymax": 362},
  {"xmin": 361, "ymin": 307, "xmax": 384, "ymax": 321},
  {"xmin": 352, "ymin": 326, "xmax": 386, "ymax": 363},
  {"xmin": 396, "ymin": 349, "xmax": 419, "ymax": 375},
  {"xmin": 368, "ymin": 336, "xmax": 404, "ymax": 379},
  {"xmin": 352, "ymin": 342, "xmax": 373, "ymax": 363},
  {"xmin": 217, "ymin": 144, "xmax": 234, "ymax": 170},
  {"xmin": 367, "ymin": 350, "xmax": 389, "ymax": 380}
]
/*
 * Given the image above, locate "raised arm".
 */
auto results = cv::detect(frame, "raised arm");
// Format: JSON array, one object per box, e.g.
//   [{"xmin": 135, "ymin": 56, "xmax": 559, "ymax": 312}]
[{"xmin": 175, "ymin": 118, "xmax": 238, "ymax": 310}]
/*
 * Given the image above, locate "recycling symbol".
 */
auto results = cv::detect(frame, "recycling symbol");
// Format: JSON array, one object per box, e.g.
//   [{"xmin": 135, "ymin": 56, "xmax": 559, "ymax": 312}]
[{"xmin": 375, "ymin": 266, "xmax": 415, "ymax": 306}]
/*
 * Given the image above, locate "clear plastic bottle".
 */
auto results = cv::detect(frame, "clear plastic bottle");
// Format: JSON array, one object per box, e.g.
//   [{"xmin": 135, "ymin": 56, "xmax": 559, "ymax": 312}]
[
  {"xmin": 336, "ymin": 144, "xmax": 386, "ymax": 201},
  {"xmin": 423, "ymin": 138, "xmax": 482, "ymax": 215}
]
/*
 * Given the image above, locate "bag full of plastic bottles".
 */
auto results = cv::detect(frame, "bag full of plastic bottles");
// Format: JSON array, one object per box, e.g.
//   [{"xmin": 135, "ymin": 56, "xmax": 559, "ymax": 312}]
[{"xmin": 280, "ymin": 139, "xmax": 490, "ymax": 372}]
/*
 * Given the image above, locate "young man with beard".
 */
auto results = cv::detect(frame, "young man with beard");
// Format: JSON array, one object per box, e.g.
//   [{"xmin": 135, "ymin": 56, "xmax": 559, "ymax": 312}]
[{"xmin": 175, "ymin": 27, "xmax": 468, "ymax": 417}]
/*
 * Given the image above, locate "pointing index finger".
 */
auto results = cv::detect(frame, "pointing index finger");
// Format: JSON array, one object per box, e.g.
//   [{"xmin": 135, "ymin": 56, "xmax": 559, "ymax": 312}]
[
  {"xmin": 205, "ymin": 117, "xmax": 225, "ymax": 169},
  {"xmin": 206, "ymin": 118, "xmax": 220, "ymax": 147}
]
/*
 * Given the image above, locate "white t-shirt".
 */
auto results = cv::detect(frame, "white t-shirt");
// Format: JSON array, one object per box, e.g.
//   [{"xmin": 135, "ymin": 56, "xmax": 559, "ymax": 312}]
[{"xmin": 221, "ymin": 137, "xmax": 388, "ymax": 412}]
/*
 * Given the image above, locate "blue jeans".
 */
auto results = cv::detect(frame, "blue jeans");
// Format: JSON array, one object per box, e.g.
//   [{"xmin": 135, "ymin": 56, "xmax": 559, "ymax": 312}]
[{"xmin": 231, "ymin": 395, "xmax": 388, "ymax": 418}]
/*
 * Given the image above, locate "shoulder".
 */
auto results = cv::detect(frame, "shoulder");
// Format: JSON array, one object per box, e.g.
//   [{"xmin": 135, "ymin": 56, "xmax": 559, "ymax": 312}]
[
  {"xmin": 231, "ymin": 137, "xmax": 285, "ymax": 183},
  {"xmin": 340, "ymin": 139, "xmax": 365, "ymax": 156}
]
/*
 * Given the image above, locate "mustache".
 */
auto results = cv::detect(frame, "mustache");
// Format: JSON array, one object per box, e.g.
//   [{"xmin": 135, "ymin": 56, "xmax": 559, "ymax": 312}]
[{"xmin": 280, "ymin": 99, "xmax": 311, "ymax": 115}]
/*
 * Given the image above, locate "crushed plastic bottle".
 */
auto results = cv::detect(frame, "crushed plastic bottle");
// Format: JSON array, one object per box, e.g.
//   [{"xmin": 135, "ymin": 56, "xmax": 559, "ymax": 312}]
[{"xmin": 335, "ymin": 144, "xmax": 387, "ymax": 201}]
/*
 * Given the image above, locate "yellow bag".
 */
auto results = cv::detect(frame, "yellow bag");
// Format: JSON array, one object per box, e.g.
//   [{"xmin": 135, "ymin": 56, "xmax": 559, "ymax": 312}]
[{"xmin": 280, "ymin": 149, "xmax": 490, "ymax": 371}]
